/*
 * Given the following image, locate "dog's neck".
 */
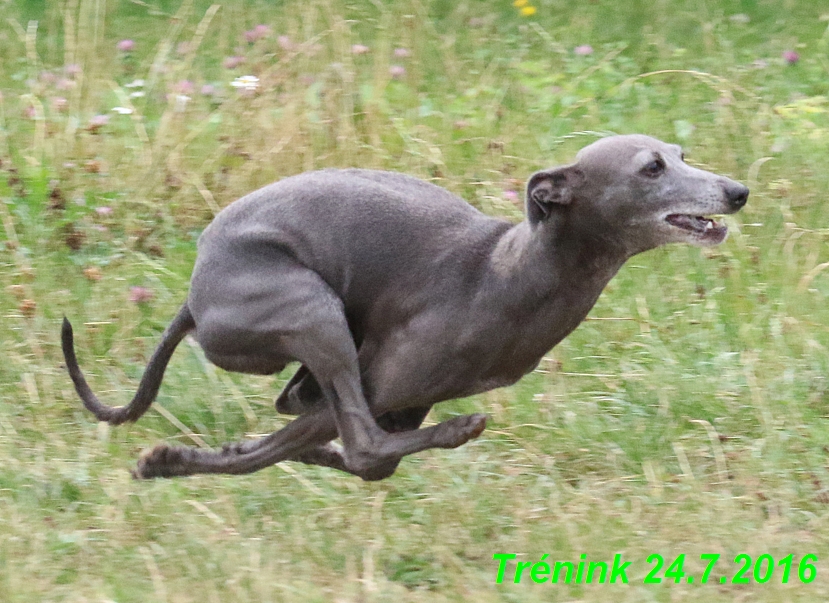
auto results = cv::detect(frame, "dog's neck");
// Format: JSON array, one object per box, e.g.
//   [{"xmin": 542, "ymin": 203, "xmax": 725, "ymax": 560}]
[
  {"xmin": 488, "ymin": 214, "xmax": 629, "ymax": 301},
  {"xmin": 476, "ymin": 214, "xmax": 630, "ymax": 376}
]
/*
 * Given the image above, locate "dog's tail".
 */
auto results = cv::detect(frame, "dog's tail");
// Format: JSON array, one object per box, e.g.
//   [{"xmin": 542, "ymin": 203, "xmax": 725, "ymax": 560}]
[{"xmin": 61, "ymin": 303, "xmax": 195, "ymax": 425}]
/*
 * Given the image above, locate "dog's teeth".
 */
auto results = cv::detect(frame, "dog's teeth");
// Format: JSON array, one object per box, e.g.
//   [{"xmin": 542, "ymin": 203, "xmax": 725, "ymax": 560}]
[{"xmin": 704, "ymin": 220, "xmax": 713, "ymax": 231}]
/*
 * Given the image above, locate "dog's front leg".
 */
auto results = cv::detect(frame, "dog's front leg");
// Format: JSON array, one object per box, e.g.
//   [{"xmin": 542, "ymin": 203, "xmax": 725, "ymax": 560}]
[{"xmin": 291, "ymin": 406, "xmax": 434, "ymax": 480}]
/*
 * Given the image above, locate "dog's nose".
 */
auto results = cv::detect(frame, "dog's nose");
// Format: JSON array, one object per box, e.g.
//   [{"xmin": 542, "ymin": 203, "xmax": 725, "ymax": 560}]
[{"xmin": 724, "ymin": 181, "xmax": 749, "ymax": 211}]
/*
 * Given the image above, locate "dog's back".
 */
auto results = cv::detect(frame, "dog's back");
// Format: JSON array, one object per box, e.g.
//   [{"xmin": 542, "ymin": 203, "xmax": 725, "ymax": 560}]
[{"xmin": 193, "ymin": 169, "xmax": 511, "ymax": 316}]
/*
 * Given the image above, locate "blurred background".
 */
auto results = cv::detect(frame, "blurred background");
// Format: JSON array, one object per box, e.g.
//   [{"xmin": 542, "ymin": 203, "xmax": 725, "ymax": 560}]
[{"xmin": 1, "ymin": 0, "xmax": 829, "ymax": 600}]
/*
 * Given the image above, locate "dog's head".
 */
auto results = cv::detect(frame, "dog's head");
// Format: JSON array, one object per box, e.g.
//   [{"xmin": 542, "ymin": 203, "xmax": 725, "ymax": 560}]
[{"xmin": 525, "ymin": 134, "xmax": 748, "ymax": 256}]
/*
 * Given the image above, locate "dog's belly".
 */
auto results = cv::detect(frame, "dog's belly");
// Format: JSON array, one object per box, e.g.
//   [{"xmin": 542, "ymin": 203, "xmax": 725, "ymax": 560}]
[{"xmin": 202, "ymin": 349, "xmax": 288, "ymax": 376}]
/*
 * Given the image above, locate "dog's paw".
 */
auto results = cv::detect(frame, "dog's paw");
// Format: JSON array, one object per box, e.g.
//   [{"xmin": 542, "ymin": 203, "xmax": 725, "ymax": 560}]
[
  {"xmin": 437, "ymin": 413, "xmax": 487, "ymax": 448},
  {"xmin": 133, "ymin": 444, "xmax": 189, "ymax": 479}
]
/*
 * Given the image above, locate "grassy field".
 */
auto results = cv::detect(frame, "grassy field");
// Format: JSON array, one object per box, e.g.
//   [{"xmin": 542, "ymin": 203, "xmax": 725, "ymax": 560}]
[{"xmin": 2, "ymin": 0, "xmax": 829, "ymax": 600}]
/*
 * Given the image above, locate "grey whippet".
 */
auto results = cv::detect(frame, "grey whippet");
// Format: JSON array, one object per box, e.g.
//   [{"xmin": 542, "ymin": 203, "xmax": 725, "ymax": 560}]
[{"xmin": 62, "ymin": 134, "xmax": 748, "ymax": 480}]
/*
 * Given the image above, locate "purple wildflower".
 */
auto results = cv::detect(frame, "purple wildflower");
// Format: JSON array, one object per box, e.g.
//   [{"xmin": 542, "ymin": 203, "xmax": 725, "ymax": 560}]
[
  {"xmin": 223, "ymin": 56, "xmax": 245, "ymax": 69},
  {"xmin": 87, "ymin": 114, "xmax": 109, "ymax": 132},
  {"xmin": 117, "ymin": 39, "xmax": 135, "ymax": 52},
  {"xmin": 56, "ymin": 78, "xmax": 76, "ymax": 91},
  {"xmin": 574, "ymin": 45, "xmax": 594, "ymax": 56},
  {"xmin": 245, "ymin": 24, "xmax": 270, "ymax": 43},
  {"xmin": 51, "ymin": 97, "xmax": 68, "ymax": 112},
  {"xmin": 782, "ymin": 50, "xmax": 799, "ymax": 65},
  {"xmin": 129, "ymin": 286, "xmax": 154, "ymax": 304},
  {"xmin": 175, "ymin": 80, "xmax": 194, "ymax": 95}
]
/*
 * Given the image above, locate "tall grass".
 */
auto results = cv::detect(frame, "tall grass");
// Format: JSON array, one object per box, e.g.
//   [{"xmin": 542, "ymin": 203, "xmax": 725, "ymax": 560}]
[{"xmin": 2, "ymin": 0, "xmax": 829, "ymax": 600}]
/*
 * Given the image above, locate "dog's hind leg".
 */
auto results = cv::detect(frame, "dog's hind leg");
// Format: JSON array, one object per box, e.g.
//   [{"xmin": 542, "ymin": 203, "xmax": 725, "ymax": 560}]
[
  {"xmin": 239, "ymin": 265, "xmax": 484, "ymax": 475},
  {"xmin": 191, "ymin": 258, "xmax": 485, "ymax": 477}
]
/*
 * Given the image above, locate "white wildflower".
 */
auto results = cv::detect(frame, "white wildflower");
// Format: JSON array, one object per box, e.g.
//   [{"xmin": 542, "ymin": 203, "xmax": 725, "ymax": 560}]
[
  {"xmin": 175, "ymin": 94, "xmax": 191, "ymax": 112},
  {"xmin": 231, "ymin": 75, "xmax": 259, "ymax": 91}
]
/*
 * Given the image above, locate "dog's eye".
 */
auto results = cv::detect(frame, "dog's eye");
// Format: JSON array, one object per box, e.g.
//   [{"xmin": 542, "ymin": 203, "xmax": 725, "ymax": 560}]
[
  {"xmin": 641, "ymin": 158, "xmax": 666, "ymax": 177},
  {"xmin": 680, "ymin": 152, "xmax": 686, "ymax": 162}
]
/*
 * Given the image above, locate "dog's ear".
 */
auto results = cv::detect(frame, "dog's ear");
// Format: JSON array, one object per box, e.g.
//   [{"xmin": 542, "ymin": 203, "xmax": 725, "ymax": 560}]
[{"xmin": 525, "ymin": 165, "xmax": 583, "ymax": 224}]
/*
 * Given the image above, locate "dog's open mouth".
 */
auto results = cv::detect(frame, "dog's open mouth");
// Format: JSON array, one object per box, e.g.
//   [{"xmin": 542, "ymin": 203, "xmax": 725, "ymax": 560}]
[{"xmin": 665, "ymin": 214, "xmax": 728, "ymax": 243}]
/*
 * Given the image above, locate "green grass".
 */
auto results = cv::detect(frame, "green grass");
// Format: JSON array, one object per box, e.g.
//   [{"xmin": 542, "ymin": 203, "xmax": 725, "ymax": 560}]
[{"xmin": 2, "ymin": 0, "xmax": 829, "ymax": 600}]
